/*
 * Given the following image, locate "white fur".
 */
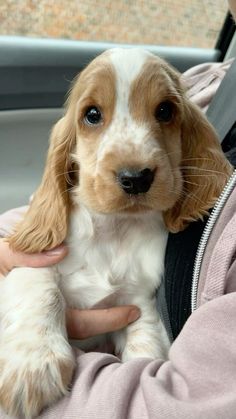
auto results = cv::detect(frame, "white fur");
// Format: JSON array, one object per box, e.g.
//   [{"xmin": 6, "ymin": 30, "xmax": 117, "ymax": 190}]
[
  {"xmin": 0, "ymin": 49, "xmax": 170, "ymax": 418},
  {"xmin": 61, "ymin": 207, "xmax": 169, "ymax": 357},
  {"xmin": 97, "ymin": 48, "xmax": 161, "ymax": 166},
  {"xmin": 109, "ymin": 48, "xmax": 151, "ymax": 88}
]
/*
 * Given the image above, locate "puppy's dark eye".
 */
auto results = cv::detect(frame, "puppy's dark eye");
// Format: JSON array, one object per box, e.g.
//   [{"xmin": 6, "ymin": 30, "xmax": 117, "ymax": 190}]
[
  {"xmin": 84, "ymin": 106, "xmax": 102, "ymax": 125},
  {"xmin": 155, "ymin": 101, "xmax": 173, "ymax": 123}
]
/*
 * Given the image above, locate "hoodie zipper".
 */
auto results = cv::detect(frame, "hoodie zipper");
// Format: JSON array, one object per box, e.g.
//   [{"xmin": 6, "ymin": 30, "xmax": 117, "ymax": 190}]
[{"xmin": 191, "ymin": 169, "xmax": 236, "ymax": 313}]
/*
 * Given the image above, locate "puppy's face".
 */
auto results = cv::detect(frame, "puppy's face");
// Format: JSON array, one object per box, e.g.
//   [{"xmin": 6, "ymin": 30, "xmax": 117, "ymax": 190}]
[
  {"xmin": 72, "ymin": 49, "xmax": 184, "ymax": 214},
  {"xmin": 9, "ymin": 49, "xmax": 232, "ymax": 253}
]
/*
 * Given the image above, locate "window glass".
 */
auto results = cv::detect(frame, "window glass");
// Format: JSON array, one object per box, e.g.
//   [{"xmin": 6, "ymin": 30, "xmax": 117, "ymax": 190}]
[{"xmin": 0, "ymin": 0, "xmax": 228, "ymax": 48}]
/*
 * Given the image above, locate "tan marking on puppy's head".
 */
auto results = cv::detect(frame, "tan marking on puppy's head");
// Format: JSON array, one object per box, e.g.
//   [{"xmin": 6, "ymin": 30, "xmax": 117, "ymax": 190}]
[{"xmin": 74, "ymin": 50, "xmax": 183, "ymax": 215}]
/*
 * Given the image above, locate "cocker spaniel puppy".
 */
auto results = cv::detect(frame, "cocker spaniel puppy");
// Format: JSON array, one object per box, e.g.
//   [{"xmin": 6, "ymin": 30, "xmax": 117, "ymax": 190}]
[{"xmin": 1, "ymin": 48, "xmax": 232, "ymax": 418}]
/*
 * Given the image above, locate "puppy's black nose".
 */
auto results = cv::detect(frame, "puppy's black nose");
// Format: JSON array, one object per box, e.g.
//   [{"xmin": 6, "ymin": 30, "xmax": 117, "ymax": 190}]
[{"xmin": 117, "ymin": 168, "xmax": 155, "ymax": 194}]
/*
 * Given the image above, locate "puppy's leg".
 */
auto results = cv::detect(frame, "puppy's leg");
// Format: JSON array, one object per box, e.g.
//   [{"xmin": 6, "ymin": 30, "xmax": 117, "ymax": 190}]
[
  {"xmin": 0, "ymin": 267, "xmax": 75, "ymax": 418},
  {"xmin": 114, "ymin": 298, "xmax": 170, "ymax": 362}
]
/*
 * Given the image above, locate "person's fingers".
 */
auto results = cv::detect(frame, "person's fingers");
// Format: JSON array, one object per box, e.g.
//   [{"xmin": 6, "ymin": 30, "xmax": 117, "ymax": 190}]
[
  {"xmin": 0, "ymin": 238, "xmax": 68, "ymax": 277},
  {"xmin": 66, "ymin": 306, "xmax": 141, "ymax": 339},
  {"xmin": 12, "ymin": 245, "xmax": 68, "ymax": 268}
]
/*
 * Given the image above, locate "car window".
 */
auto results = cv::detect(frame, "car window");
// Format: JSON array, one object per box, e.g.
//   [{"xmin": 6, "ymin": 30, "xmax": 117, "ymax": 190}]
[{"xmin": 0, "ymin": 0, "xmax": 228, "ymax": 48}]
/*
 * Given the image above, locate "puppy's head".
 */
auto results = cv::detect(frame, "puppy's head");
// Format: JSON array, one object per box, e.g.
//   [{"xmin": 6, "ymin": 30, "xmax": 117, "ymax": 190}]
[{"xmin": 9, "ymin": 49, "xmax": 232, "ymax": 252}]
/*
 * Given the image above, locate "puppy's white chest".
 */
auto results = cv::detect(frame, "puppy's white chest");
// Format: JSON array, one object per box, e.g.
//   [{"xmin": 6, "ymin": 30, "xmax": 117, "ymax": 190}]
[{"xmin": 58, "ymin": 207, "xmax": 168, "ymax": 309}]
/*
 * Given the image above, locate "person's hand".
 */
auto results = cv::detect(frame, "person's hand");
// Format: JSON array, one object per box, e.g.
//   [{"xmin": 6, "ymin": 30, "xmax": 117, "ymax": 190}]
[
  {"xmin": 0, "ymin": 238, "xmax": 140, "ymax": 338},
  {"xmin": 0, "ymin": 238, "xmax": 68, "ymax": 278},
  {"xmin": 66, "ymin": 305, "xmax": 140, "ymax": 339}
]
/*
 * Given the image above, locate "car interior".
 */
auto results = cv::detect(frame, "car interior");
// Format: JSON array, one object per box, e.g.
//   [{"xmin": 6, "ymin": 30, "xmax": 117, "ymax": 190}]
[{"xmin": 0, "ymin": 6, "xmax": 235, "ymax": 213}]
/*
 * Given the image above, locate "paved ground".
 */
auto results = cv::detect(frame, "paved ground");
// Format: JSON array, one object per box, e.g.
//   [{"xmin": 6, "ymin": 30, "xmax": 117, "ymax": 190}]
[{"xmin": 0, "ymin": 0, "xmax": 228, "ymax": 48}]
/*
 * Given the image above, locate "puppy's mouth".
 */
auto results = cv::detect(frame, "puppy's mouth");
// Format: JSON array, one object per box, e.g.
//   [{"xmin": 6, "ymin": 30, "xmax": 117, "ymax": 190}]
[
  {"xmin": 118, "ymin": 193, "xmax": 154, "ymax": 214},
  {"xmin": 78, "ymin": 166, "xmax": 173, "ymax": 214}
]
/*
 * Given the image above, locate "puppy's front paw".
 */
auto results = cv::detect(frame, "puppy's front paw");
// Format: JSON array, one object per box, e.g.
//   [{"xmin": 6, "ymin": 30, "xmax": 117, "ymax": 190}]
[
  {"xmin": 121, "ymin": 343, "xmax": 167, "ymax": 362},
  {"xmin": 0, "ymin": 341, "xmax": 75, "ymax": 418},
  {"xmin": 121, "ymin": 331, "xmax": 170, "ymax": 362}
]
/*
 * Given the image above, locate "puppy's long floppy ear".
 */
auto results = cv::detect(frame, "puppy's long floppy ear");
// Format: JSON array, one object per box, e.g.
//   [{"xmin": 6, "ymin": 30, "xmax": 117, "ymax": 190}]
[
  {"xmin": 8, "ymin": 115, "xmax": 76, "ymax": 253},
  {"xmin": 163, "ymin": 100, "xmax": 233, "ymax": 233}
]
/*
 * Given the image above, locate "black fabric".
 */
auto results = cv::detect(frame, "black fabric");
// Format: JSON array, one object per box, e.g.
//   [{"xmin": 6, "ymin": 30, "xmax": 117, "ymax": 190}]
[
  {"xmin": 164, "ymin": 218, "xmax": 206, "ymax": 340},
  {"xmin": 222, "ymin": 122, "xmax": 236, "ymax": 166}
]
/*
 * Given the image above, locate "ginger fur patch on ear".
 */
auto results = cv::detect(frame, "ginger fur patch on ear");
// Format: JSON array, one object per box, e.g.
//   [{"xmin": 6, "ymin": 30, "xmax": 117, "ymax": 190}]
[
  {"xmin": 163, "ymin": 100, "xmax": 233, "ymax": 233},
  {"xmin": 8, "ymin": 116, "xmax": 76, "ymax": 253}
]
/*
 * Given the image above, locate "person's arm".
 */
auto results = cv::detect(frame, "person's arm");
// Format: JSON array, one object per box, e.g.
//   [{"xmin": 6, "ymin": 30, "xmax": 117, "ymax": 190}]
[
  {"xmin": 36, "ymin": 292, "xmax": 236, "ymax": 419},
  {"xmin": 181, "ymin": 60, "xmax": 234, "ymax": 113}
]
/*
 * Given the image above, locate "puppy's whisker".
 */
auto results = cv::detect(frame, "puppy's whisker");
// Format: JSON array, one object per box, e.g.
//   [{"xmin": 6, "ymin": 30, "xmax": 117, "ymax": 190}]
[
  {"xmin": 181, "ymin": 157, "xmax": 217, "ymax": 162},
  {"xmin": 61, "ymin": 186, "xmax": 75, "ymax": 196},
  {"xmin": 55, "ymin": 170, "xmax": 79, "ymax": 178},
  {"xmin": 181, "ymin": 187, "xmax": 209, "ymax": 206},
  {"xmin": 178, "ymin": 166, "xmax": 227, "ymax": 176},
  {"xmin": 183, "ymin": 174, "xmax": 222, "ymax": 178},
  {"xmin": 159, "ymin": 184, "xmax": 208, "ymax": 206},
  {"xmin": 182, "ymin": 180, "xmax": 204, "ymax": 187}
]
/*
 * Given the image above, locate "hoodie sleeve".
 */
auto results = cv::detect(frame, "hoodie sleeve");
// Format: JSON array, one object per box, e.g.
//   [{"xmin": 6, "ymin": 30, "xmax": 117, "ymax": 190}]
[
  {"xmin": 181, "ymin": 59, "xmax": 234, "ymax": 113},
  {"xmin": 0, "ymin": 206, "xmax": 28, "ymax": 237},
  {"xmin": 27, "ymin": 292, "xmax": 236, "ymax": 419}
]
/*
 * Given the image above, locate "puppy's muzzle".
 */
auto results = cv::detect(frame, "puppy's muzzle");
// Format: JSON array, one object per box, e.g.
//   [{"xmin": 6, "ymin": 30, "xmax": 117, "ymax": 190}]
[{"xmin": 117, "ymin": 168, "xmax": 155, "ymax": 195}]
